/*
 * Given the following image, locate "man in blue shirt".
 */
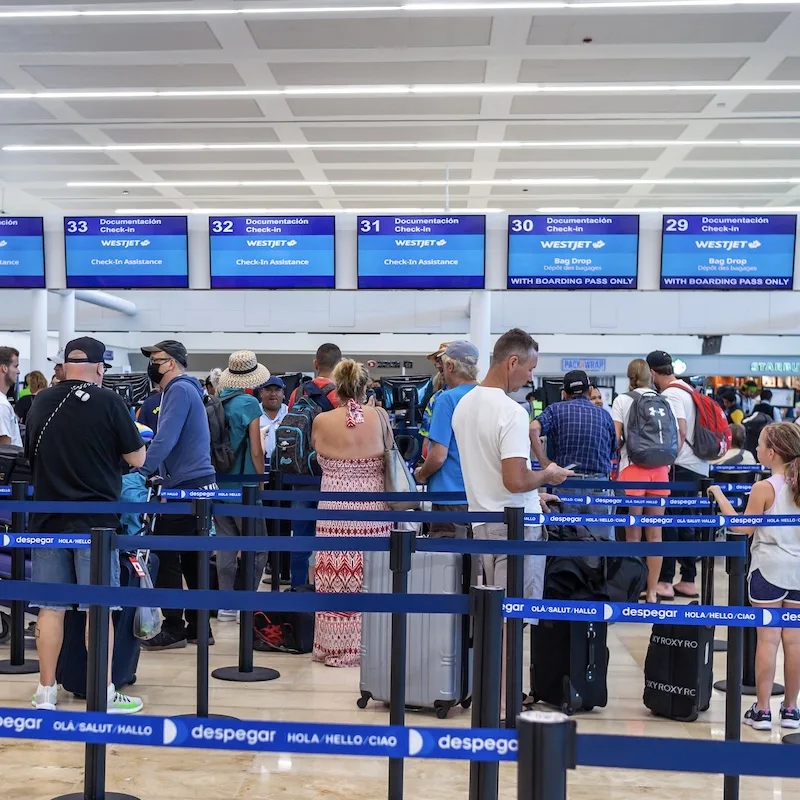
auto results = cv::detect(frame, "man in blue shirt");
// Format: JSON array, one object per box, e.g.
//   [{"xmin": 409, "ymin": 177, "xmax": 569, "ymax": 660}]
[
  {"xmin": 415, "ymin": 341, "xmax": 479, "ymax": 538},
  {"xmin": 530, "ymin": 369, "xmax": 618, "ymax": 540}
]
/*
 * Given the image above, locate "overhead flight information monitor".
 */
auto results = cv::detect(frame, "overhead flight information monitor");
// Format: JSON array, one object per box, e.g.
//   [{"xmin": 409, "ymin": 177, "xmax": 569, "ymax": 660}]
[
  {"xmin": 507, "ymin": 215, "xmax": 639, "ymax": 289},
  {"xmin": 0, "ymin": 217, "xmax": 45, "ymax": 288},
  {"xmin": 661, "ymin": 214, "xmax": 797, "ymax": 290},
  {"xmin": 209, "ymin": 216, "xmax": 335, "ymax": 288},
  {"xmin": 357, "ymin": 215, "xmax": 485, "ymax": 289},
  {"xmin": 64, "ymin": 216, "xmax": 188, "ymax": 288}
]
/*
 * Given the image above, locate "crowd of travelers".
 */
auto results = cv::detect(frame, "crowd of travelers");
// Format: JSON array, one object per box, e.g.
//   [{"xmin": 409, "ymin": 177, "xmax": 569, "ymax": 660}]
[{"xmin": 0, "ymin": 332, "xmax": 797, "ymax": 733}]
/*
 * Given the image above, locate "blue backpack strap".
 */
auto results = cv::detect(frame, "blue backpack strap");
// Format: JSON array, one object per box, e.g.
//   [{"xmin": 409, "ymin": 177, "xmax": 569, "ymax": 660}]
[{"xmin": 302, "ymin": 381, "xmax": 335, "ymax": 413}]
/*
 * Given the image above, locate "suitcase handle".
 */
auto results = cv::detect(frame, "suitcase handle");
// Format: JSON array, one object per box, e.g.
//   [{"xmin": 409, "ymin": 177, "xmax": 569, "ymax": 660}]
[{"xmin": 586, "ymin": 623, "xmax": 597, "ymax": 683}]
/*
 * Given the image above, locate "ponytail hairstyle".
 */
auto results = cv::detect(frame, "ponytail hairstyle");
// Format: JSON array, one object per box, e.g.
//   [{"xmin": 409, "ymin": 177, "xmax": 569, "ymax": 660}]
[
  {"xmin": 762, "ymin": 422, "xmax": 800, "ymax": 506},
  {"xmin": 627, "ymin": 358, "xmax": 651, "ymax": 391},
  {"xmin": 332, "ymin": 358, "xmax": 370, "ymax": 405}
]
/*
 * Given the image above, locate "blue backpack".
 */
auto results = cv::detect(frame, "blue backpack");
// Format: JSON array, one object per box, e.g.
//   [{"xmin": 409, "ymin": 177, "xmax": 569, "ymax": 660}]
[{"xmin": 274, "ymin": 382, "xmax": 335, "ymax": 475}]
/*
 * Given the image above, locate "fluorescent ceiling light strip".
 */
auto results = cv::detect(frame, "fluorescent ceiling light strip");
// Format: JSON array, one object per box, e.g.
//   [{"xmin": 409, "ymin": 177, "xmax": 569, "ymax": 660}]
[
  {"xmin": 110, "ymin": 207, "xmax": 505, "ymax": 214},
  {"xmin": 2, "ymin": 83, "xmax": 798, "ymax": 102},
  {"xmin": 70, "ymin": 177, "xmax": 800, "ymax": 188},
  {"xmin": 3, "ymin": 139, "xmax": 744, "ymax": 153},
  {"xmin": 538, "ymin": 206, "xmax": 800, "ymax": 212},
  {"xmin": 0, "ymin": 6, "xmax": 401, "ymax": 19}
]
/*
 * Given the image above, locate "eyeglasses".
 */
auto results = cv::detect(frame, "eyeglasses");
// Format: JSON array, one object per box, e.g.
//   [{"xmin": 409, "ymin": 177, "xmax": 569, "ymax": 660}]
[{"xmin": 149, "ymin": 357, "xmax": 171, "ymax": 365}]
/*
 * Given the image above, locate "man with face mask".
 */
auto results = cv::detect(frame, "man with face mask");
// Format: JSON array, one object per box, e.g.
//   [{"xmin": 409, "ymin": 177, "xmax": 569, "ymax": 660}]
[{"xmin": 137, "ymin": 340, "xmax": 216, "ymax": 650}]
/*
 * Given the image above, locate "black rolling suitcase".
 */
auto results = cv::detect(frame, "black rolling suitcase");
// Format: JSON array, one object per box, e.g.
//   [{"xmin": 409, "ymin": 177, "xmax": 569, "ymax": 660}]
[
  {"xmin": 530, "ymin": 619, "xmax": 608, "ymax": 714},
  {"xmin": 56, "ymin": 552, "xmax": 159, "ymax": 698},
  {"xmin": 643, "ymin": 614, "xmax": 714, "ymax": 722}
]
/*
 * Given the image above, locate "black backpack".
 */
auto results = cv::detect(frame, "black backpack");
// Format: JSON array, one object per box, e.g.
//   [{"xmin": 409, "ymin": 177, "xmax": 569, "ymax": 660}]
[
  {"xmin": 624, "ymin": 391, "xmax": 678, "ymax": 468},
  {"xmin": 0, "ymin": 444, "xmax": 31, "ymax": 487},
  {"xmin": 205, "ymin": 391, "xmax": 248, "ymax": 474},
  {"xmin": 274, "ymin": 381, "xmax": 335, "ymax": 475},
  {"xmin": 743, "ymin": 411, "xmax": 771, "ymax": 457}
]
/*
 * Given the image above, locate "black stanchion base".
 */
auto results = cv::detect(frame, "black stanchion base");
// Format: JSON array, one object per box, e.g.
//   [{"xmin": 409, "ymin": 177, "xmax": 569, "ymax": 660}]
[
  {"xmin": 174, "ymin": 713, "xmax": 240, "ymax": 720},
  {"xmin": 0, "ymin": 658, "xmax": 39, "ymax": 674},
  {"xmin": 782, "ymin": 733, "xmax": 800, "ymax": 744},
  {"xmin": 211, "ymin": 666, "xmax": 280, "ymax": 683},
  {"xmin": 713, "ymin": 680, "xmax": 784, "ymax": 696},
  {"xmin": 54, "ymin": 793, "xmax": 140, "ymax": 800},
  {"xmin": 713, "ymin": 639, "xmax": 727, "ymax": 653}
]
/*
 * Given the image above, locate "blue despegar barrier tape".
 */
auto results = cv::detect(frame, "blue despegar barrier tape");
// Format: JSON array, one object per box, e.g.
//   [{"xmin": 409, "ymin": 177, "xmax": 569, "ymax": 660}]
[
  {"xmin": 502, "ymin": 598, "xmax": 800, "ymax": 628},
  {"xmin": 524, "ymin": 512, "xmax": 797, "ymax": 527},
  {"xmin": 710, "ymin": 464, "xmax": 769, "ymax": 473},
  {"xmin": 0, "ymin": 581, "xmax": 470, "ymax": 615},
  {"xmin": 215, "ymin": 504, "xmax": 503, "ymax": 524},
  {"xmin": 0, "ymin": 500, "xmax": 193, "ymax": 515},
  {"xmin": 0, "ymin": 708, "xmax": 798, "ymax": 777}
]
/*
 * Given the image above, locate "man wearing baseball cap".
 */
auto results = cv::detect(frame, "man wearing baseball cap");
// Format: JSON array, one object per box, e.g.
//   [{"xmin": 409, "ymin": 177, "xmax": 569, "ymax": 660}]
[
  {"xmin": 415, "ymin": 341, "xmax": 479, "ymax": 538},
  {"xmin": 419, "ymin": 342, "xmax": 451, "ymax": 448},
  {"xmin": 258, "ymin": 376, "xmax": 288, "ymax": 468},
  {"xmin": 646, "ymin": 350, "xmax": 709, "ymax": 600},
  {"xmin": 48, "ymin": 347, "xmax": 65, "ymax": 384},
  {"xmin": 530, "ymin": 368, "xmax": 618, "ymax": 539},
  {"xmin": 138, "ymin": 339, "xmax": 217, "ymax": 650}
]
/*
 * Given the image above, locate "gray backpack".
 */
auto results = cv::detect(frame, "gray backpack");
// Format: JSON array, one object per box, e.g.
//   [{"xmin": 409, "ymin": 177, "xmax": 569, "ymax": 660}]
[{"xmin": 624, "ymin": 391, "xmax": 679, "ymax": 468}]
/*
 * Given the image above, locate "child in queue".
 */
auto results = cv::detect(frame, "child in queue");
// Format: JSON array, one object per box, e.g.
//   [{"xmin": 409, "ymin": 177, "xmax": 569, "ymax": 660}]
[{"xmin": 708, "ymin": 422, "xmax": 800, "ymax": 731}]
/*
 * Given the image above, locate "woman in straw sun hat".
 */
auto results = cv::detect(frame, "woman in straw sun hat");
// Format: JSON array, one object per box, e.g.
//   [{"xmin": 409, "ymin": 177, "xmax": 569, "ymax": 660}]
[{"xmin": 214, "ymin": 350, "xmax": 271, "ymax": 620}]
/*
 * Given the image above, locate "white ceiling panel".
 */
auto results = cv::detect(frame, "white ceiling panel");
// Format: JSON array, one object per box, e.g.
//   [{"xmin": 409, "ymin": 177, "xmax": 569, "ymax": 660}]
[
  {"xmin": 0, "ymin": 127, "xmax": 88, "ymax": 147},
  {"xmin": 684, "ymin": 146, "xmax": 800, "ymax": 161},
  {"xmin": 0, "ymin": 22, "xmax": 221, "ymax": 53},
  {"xmin": 510, "ymin": 94, "xmax": 713, "ymax": 115},
  {"xmin": 489, "ymin": 185, "xmax": 625, "ymax": 196},
  {"xmin": 503, "ymin": 123, "xmax": 688, "ymax": 140},
  {"xmin": 247, "ymin": 17, "xmax": 492, "ymax": 50},
  {"xmin": 324, "ymin": 168, "xmax": 472, "ymax": 180},
  {"xmin": 313, "ymin": 149, "xmax": 475, "ymax": 164},
  {"xmin": 270, "ymin": 60, "xmax": 486, "ymax": 86},
  {"xmin": 498, "ymin": 147, "xmax": 665, "ymax": 162},
  {"xmin": 493, "ymin": 167, "xmax": 648, "ymax": 179},
  {"xmin": 768, "ymin": 57, "xmax": 800, "ymax": 80},
  {"xmin": 0, "ymin": 152, "xmax": 117, "ymax": 167},
  {"xmin": 190, "ymin": 200, "xmax": 323, "ymax": 209},
  {"xmin": 668, "ymin": 166, "xmax": 800, "ymax": 179},
  {"xmin": 735, "ymin": 93, "xmax": 800, "ymax": 113},
  {"xmin": 653, "ymin": 185, "xmax": 791, "ymax": 195},
  {"xmin": 132, "ymin": 150, "xmax": 294, "ymax": 165},
  {"xmin": 0, "ymin": 168, "xmax": 139, "ymax": 183},
  {"xmin": 287, "ymin": 97, "xmax": 482, "ymax": 117},
  {"xmin": 527, "ymin": 12, "xmax": 787, "ymax": 45},
  {"xmin": 39, "ymin": 186, "xmax": 164, "ymax": 199},
  {"xmin": 66, "ymin": 99, "xmax": 265, "ymax": 121},
  {"xmin": 101, "ymin": 126, "xmax": 279, "ymax": 144},
  {"xmin": 708, "ymin": 121, "xmax": 800, "ymax": 139},
  {"xmin": 301, "ymin": 125, "xmax": 478, "ymax": 143},
  {"xmin": 176, "ymin": 186, "xmax": 317, "ymax": 197},
  {"xmin": 21, "ymin": 64, "xmax": 244, "ymax": 90},
  {"xmin": 518, "ymin": 57, "xmax": 746, "ymax": 83},
  {"xmin": 0, "ymin": 102, "xmax": 55, "ymax": 123},
  {"xmin": 155, "ymin": 169, "xmax": 305, "ymax": 182},
  {"xmin": 334, "ymin": 185, "xmax": 470, "ymax": 197}
]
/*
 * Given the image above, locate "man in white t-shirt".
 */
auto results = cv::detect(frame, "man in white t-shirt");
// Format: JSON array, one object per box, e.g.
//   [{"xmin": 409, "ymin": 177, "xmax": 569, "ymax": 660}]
[
  {"xmin": 647, "ymin": 350, "xmax": 709, "ymax": 601},
  {"xmin": 453, "ymin": 329, "xmax": 572, "ymax": 599},
  {"xmin": 0, "ymin": 346, "xmax": 22, "ymax": 447}
]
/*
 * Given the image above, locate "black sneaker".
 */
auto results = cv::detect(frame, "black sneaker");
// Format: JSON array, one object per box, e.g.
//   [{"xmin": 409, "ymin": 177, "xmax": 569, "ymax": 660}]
[
  {"xmin": 780, "ymin": 704, "xmax": 800, "ymax": 729},
  {"xmin": 744, "ymin": 703, "xmax": 772, "ymax": 731},
  {"xmin": 141, "ymin": 629, "xmax": 187, "ymax": 651},
  {"xmin": 186, "ymin": 630, "xmax": 215, "ymax": 646}
]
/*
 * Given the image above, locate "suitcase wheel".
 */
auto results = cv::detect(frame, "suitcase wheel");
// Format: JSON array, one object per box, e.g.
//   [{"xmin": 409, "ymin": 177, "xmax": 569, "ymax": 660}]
[
  {"xmin": 561, "ymin": 702, "xmax": 574, "ymax": 716},
  {"xmin": 356, "ymin": 696, "xmax": 370, "ymax": 709},
  {"xmin": 436, "ymin": 707, "xmax": 450, "ymax": 720},
  {"xmin": 460, "ymin": 698, "xmax": 472, "ymax": 710},
  {"xmin": 0, "ymin": 612, "xmax": 9, "ymax": 645}
]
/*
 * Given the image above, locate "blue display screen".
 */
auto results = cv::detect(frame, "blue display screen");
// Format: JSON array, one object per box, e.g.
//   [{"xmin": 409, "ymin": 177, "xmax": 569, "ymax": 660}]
[
  {"xmin": 209, "ymin": 216, "xmax": 335, "ymax": 288},
  {"xmin": 0, "ymin": 217, "xmax": 45, "ymax": 288},
  {"xmin": 661, "ymin": 214, "xmax": 797, "ymax": 290},
  {"xmin": 64, "ymin": 216, "xmax": 188, "ymax": 288},
  {"xmin": 507, "ymin": 215, "xmax": 639, "ymax": 289},
  {"xmin": 357, "ymin": 215, "xmax": 485, "ymax": 289}
]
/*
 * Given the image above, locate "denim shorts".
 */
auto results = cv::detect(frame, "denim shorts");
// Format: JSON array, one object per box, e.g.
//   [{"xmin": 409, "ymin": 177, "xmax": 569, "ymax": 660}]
[
  {"xmin": 748, "ymin": 569, "xmax": 800, "ymax": 605},
  {"xmin": 31, "ymin": 548, "xmax": 122, "ymax": 612}
]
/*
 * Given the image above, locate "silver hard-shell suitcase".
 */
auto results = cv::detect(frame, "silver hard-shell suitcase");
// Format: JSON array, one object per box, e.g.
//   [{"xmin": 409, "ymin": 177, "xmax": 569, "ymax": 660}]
[{"xmin": 357, "ymin": 549, "xmax": 472, "ymax": 718}]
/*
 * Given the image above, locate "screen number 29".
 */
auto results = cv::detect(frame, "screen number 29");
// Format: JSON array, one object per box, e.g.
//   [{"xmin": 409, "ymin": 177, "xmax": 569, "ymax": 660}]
[{"xmin": 665, "ymin": 218, "xmax": 689, "ymax": 232}]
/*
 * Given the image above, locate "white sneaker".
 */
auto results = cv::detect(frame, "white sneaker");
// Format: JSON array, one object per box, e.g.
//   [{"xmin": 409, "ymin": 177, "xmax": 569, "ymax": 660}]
[
  {"xmin": 31, "ymin": 683, "xmax": 58, "ymax": 711},
  {"xmin": 217, "ymin": 609, "xmax": 239, "ymax": 622},
  {"xmin": 106, "ymin": 683, "xmax": 143, "ymax": 715}
]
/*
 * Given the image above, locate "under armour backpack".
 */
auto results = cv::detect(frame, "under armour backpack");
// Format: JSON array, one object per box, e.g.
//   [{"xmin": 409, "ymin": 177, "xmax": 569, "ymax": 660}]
[
  {"xmin": 274, "ymin": 381, "xmax": 335, "ymax": 475},
  {"xmin": 205, "ymin": 390, "xmax": 247, "ymax": 474},
  {"xmin": 671, "ymin": 383, "xmax": 732, "ymax": 461},
  {"xmin": 624, "ymin": 391, "xmax": 679, "ymax": 468}
]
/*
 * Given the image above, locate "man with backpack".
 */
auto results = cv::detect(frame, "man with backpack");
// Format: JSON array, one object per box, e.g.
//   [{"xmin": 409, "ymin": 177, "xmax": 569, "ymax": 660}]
[
  {"xmin": 278, "ymin": 343, "xmax": 342, "ymax": 587},
  {"xmin": 647, "ymin": 351, "xmax": 729, "ymax": 601},
  {"xmin": 743, "ymin": 398, "xmax": 774, "ymax": 457},
  {"xmin": 137, "ymin": 340, "xmax": 217, "ymax": 651}
]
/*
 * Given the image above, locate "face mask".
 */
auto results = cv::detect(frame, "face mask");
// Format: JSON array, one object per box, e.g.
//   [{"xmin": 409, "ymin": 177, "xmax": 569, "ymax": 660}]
[{"xmin": 147, "ymin": 362, "xmax": 164, "ymax": 386}]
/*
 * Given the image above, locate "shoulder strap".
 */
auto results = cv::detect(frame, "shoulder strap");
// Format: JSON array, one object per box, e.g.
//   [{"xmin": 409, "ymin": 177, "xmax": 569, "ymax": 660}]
[
  {"xmin": 303, "ymin": 381, "xmax": 335, "ymax": 412},
  {"xmin": 32, "ymin": 382, "xmax": 93, "ymax": 460},
  {"xmin": 376, "ymin": 407, "xmax": 393, "ymax": 450},
  {"xmin": 670, "ymin": 382, "xmax": 694, "ymax": 396}
]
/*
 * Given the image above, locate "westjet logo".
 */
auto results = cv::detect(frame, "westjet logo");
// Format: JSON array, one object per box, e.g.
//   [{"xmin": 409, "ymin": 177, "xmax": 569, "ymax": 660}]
[
  {"xmin": 100, "ymin": 239, "xmax": 151, "ymax": 248},
  {"xmin": 540, "ymin": 240, "xmax": 605, "ymax": 250},
  {"xmin": 394, "ymin": 239, "xmax": 447, "ymax": 247},
  {"xmin": 695, "ymin": 240, "xmax": 761, "ymax": 250},
  {"xmin": 246, "ymin": 239, "xmax": 297, "ymax": 248},
  {"xmin": 0, "ymin": 241, "xmax": 6, "ymax": 248}
]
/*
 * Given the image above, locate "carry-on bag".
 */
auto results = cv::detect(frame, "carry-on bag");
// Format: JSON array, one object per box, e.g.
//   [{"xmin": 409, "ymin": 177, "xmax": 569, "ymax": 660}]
[
  {"xmin": 358, "ymin": 548, "xmax": 472, "ymax": 719},
  {"xmin": 643, "ymin": 611, "xmax": 714, "ymax": 722},
  {"xmin": 56, "ymin": 552, "xmax": 160, "ymax": 697}
]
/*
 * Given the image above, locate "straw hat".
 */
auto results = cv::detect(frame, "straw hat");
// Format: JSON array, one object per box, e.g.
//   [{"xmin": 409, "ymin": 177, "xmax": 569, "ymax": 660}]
[{"xmin": 218, "ymin": 350, "xmax": 270, "ymax": 390}]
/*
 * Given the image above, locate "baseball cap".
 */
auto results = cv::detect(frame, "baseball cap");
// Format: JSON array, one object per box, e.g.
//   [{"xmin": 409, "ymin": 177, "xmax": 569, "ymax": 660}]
[
  {"xmin": 141, "ymin": 339, "xmax": 188, "ymax": 368},
  {"xmin": 427, "ymin": 342, "xmax": 451, "ymax": 361},
  {"xmin": 48, "ymin": 348, "xmax": 65, "ymax": 365},
  {"xmin": 443, "ymin": 340, "xmax": 479, "ymax": 366},
  {"xmin": 646, "ymin": 350, "xmax": 673, "ymax": 370},
  {"xmin": 64, "ymin": 336, "xmax": 110, "ymax": 368},
  {"xmin": 563, "ymin": 369, "xmax": 590, "ymax": 396},
  {"xmin": 260, "ymin": 375, "xmax": 285, "ymax": 390}
]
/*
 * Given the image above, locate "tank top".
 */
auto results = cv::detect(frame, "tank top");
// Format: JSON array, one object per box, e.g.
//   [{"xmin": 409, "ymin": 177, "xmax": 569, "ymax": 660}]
[{"xmin": 750, "ymin": 474, "xmax": 800, "ymax": 590}]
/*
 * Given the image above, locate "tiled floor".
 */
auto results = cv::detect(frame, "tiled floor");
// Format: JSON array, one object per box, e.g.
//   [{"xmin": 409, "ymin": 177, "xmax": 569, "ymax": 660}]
[{"xmin": 0, "ymin": 575, "xmax": 798, "ymax": 799}]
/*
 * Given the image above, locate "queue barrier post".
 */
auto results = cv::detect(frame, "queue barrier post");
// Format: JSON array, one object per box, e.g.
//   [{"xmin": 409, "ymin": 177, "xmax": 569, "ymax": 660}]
[
  {"xmin": 0, "ymin": 481, "xmax": 38, "ymax": 675},
  {"xmin": 212, "ymin": 484, "xmax": 280, "ymax": 684},
  {"xmin": 387, "ymin": 526, "xmax": 415, "ymax": 800},
  {"xmin": 516, "ymin": 709, "xmax": 576, "ymax": 800},
  {"xmin": 468, "ymin": 585, "xmax": 504, "ymax": 800},
  {"xmin": 504, "ymin": 506, "xmax": 524, "ymax": 730},
  {"xmin": 723, "ymin": 532, "xmax": 746, "ymax": 800},
  {"xmin": 55, "ymin": 528, "xmax": 139, "ymax": 800},
  {"xmin": 268, "ymin": 469, "xmax": 284, "ymax": 592}
]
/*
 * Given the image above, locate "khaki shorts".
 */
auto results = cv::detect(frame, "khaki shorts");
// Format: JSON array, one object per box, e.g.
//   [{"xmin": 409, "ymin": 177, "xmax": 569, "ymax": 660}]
[
  {"xmin": 473, "ymin": 522, "xmax": 544, "ymax": 603},
  {"xmin": 429, "ymin": 503, "xmax": 470, "ymax": 539}
]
